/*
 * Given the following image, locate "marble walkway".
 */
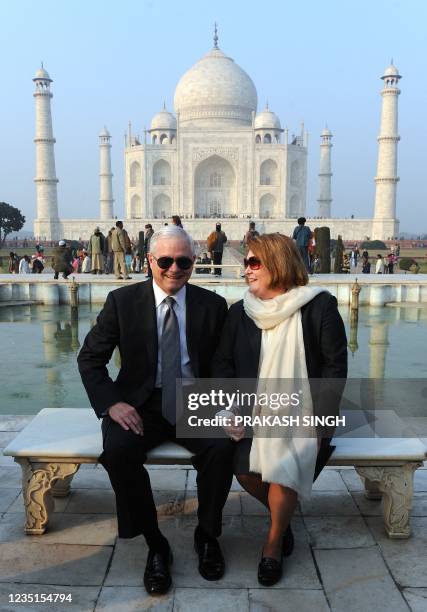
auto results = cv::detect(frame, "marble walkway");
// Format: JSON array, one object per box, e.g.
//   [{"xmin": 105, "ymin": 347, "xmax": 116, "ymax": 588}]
[{"xmin": 1, "ymin": 415, "xmax": 427, "ymax": 612}]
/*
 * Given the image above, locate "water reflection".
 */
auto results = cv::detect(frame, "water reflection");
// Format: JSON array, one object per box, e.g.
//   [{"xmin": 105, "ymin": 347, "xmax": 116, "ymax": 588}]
[{"xmin": 0, "ymin": 303, "xmax": 426, "ymax": 414}]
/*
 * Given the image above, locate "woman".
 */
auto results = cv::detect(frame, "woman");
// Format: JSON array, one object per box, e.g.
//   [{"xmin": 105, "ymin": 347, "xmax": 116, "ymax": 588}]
[
  {"xmin": 212, "ymin": 233, "xmax": 347, "ymax": 586},
  {"xmin": 375, "ymin": 254, "xmax": 385, "ymax": 274}
]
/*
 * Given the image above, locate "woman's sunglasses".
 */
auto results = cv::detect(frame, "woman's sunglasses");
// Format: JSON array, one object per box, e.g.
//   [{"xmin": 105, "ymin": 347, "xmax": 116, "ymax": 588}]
[
  {"xmin": 243, "ymin": 256, "xmax": 262, "ymax": 270},
  {"xmin": 151, "ymin": 255, "xmax": 194, "ymax": 270}
]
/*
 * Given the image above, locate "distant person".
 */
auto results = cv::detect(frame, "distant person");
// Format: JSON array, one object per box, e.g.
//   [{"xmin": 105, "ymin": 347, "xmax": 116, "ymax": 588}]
[
  {"xmin": 111, "ymin": 221, "xmax": 132, "ymax": 280},
  {"xmin": 19, "ymin": 255, "xmax": 31, "ymax": 274},
  {"xmin": 292, "ymin": 217, "xmax": 312, "ymax": 272},
  {"xmin": 8, "ymin": 252, "xmax": 19, "ymax": 274},
  {"xmin": 195, "ymin": 252, "xmax": 212, "ymax": 274},
  {"xmin": 88, "ymin": 227, "xmax": 106, "ymax": 275},
  {"xmin": 342, "ymin": 253, "xmax": 350, "ymax": 274},
  {"xmin": 31, "ymin": 255, "xmax": 44, "ymax": 274},
  {"xmin": 144, "ymin": 224, "xmax": 155, "ymax": 278},
  {"xmin": 207, "ymin": 223, "xmax": 227, "ymax": 276},
  {"xmin": 81, "ymin": 250, "xmax": 91, "ymax": 273},
  {"xmin": 375, "ymin": 254, "xmax": 385, "ymax": 274},
  {"xmin": 243, "ymin": 221, "xmax": 260, "ymax": 250},
  {"xmin": 52, "ymin": 240, "xmax": 73, "ymax": 280},
  {"xmin": 362, "ymin": 256, "xmax": 371, "ymax": 274},
  {"xmin": 387, "ymin": 252, "xmax": 396, "ymax": 274},
  {"xmin": 171, "ymin": 215, "xmax": 183, "ymax": 228},
  {"xmin": 105, "ymin": 227, "xmax": 115, "ymax": 274}
]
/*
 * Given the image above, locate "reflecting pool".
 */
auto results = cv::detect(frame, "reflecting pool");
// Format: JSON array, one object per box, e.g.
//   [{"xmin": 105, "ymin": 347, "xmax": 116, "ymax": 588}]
[{"xmin": 0, "ymin": 303, "xmax": 427, "ymax": 414}]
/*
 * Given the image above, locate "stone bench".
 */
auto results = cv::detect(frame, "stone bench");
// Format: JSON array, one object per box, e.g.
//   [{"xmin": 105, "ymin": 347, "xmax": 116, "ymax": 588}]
[{"xmin": 3, "ymin": 408, "xmax": 427, "ymax": 539}]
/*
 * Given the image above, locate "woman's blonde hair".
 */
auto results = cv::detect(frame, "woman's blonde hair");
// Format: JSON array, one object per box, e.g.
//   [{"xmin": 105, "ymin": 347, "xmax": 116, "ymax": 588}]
[{"xmin": 247, "ymin": 233, "xmax": 308, "ymax": 290}]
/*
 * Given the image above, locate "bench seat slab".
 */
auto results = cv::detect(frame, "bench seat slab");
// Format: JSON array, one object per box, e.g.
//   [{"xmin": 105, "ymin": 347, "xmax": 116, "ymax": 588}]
[
  {"xmin": 355, "ymin": 462, "xmax": 422, "ymax": 539},
  {"xmin": 15, "ymin": 458, "xmax": 80, "ymax": 535}
]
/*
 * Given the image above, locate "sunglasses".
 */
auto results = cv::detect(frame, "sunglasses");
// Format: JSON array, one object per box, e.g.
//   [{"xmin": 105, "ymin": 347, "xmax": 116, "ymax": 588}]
[
  {"xmin": 243, "ymin": 256, "xmax": 262, "ymax": 270},
  {"xmin": 151, "ymin": 255, "xmax": 194, "ymax": 270}
]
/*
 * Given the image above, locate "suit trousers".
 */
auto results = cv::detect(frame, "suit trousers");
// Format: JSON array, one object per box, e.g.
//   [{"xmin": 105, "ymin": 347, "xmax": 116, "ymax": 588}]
[
  {"xmin": 99, "ymin": 390, "xmax": 234, "ymax": 541},
  {"xmin": 212, "ymin": 251, "xmax": 223, "ymax": 275}
]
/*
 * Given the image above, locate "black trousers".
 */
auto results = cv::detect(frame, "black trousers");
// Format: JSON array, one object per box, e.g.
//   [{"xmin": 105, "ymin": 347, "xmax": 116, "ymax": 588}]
[
  {"xmin": 99, "ymin": 390, "xmax": 234, "ymax": 541},
  {"xmin": 212, "ymin": 251, "xmax": 223, "ymax": 275}
]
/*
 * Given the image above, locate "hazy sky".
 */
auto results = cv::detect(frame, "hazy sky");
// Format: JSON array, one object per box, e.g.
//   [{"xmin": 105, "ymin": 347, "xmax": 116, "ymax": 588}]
[{"xmin": 1, "ymin": 0, "xmax": 426, "ymax": 232}]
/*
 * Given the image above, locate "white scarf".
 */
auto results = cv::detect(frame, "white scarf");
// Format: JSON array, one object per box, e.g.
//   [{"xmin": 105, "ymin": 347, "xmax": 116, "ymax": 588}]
[{"xmin": 243, "ymin": 285, "xmax": 327, "ymax": 500}]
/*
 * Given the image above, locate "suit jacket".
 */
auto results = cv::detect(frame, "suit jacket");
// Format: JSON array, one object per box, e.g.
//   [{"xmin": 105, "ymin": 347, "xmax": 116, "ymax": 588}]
[
  {"xmin": 211, "ymin": 291, "xmax": 348, "ymax": 475},
  {"xmin": 78, "ymin": 280, "xmax": 228, "ymax": 418}
]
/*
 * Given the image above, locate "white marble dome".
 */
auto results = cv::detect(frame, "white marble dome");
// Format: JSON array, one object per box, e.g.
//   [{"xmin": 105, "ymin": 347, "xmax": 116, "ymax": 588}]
[
  {"xmin": 150, "ymin": 108, "xmax": 177, "ymax": 131},
  {"xmin": 383, "ymin": 64, "xmax": 400, "ymax": 78},
  {"xmin": 99, "ymin": 126, "xmax": 110, "ymax": 137},
  {"xmin": 33, "ymin": 66, "xmax": 51, "ymax": 81},
  {"xmin": 254, "ymin": 107, "xmax": 281, "ymax": 130},
  {"xmin": 174, "ymin": 47, "xmax": 258, "ymax": 127}
]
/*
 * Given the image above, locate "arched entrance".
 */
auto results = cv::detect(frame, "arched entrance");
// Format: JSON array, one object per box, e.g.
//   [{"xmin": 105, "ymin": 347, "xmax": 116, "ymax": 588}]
[
  {"xmin": 259, "ymin": 193, "xmax": 276, "ymax": 218},
  {"xmin": 194, "ymin": 155, "xmax": 236, "ymax": 217},
  {"xmin": 153, "ymin": 194, "xmax": 171, "ymax": 218}
]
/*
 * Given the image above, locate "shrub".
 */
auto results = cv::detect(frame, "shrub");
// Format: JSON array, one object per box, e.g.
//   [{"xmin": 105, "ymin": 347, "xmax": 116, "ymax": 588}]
[{"xmin": 360, "ymin": 240, "xmax": 387, "ymax": 249}]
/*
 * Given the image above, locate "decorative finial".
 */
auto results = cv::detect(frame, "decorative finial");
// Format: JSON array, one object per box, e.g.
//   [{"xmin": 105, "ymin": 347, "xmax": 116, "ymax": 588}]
[
  {"xmin": 163, "ymin": 100, "xmax": 166, "ymax": 110},
  {"xmin": 213, "ymin": 22, "xmax": 219, "ymax": 48},
  {"xmin": 391, "ymin": 57, "xmax": 394, "ymax": 65},
  {"xmin": 266, "ymin": 98, "xmax": 269, "ymax": 110}
]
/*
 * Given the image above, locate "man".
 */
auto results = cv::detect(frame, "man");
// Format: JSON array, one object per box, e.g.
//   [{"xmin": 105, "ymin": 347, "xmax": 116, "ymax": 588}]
[
  {"xmin": 292, "ymin": 217, "xmax": 312, "ymax": 272},
  {"xmin": 77, "ymin": 226, "xmax": 233, "ymax": 596},
  {"xmin": 111, "ymin": 220, "xmax": 132, "ymax": 280},
  {"xmin": 243, "ymin": 221, "xmax": 259, "ymax": 250},
  {"xmin": 207, "ymin": 223, "xmax": 227, "ymax": 276},
  {"xmin": 88, "ymin": 227, "xmax": 106, "ymax": 274},
  {"xmin": 52, "ymin": 240, "xmax": 72, "ymax": 279},
  {"xmin": 144, "ymin": 223, "xmax": 154, "ymax": 278}
]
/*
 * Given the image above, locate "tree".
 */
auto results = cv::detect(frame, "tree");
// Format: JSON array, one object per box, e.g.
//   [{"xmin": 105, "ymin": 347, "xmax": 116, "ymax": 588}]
[
  {"xmin": 0, "ymin": 202, "xmax": 25, "ymax": 247},
  {"xmin": 333, "ymin": 235, "xmax": 344, "ymax": 273}
]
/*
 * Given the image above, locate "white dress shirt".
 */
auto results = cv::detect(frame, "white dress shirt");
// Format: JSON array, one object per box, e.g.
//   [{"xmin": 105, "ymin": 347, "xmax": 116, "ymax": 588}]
[{"xmin": 152, "ymin": 280, "xmax": 194, "ymax": 386}]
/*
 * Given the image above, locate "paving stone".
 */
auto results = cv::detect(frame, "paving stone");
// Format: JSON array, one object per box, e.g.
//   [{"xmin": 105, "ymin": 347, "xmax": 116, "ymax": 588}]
[
  {"xmin": 315, "ymin": 547, "xmax": 409, "ymax": 611},
  {"xmin": 95, "ymin": 586, "xmax": 173, "ymax": 611},
  {"xmin": 0, "ymin": 583, "xmax": 100, "ymax": 612},
  {"xmin": 0, "ymin": 416, "xmax": 34, "ymax": 432},
  {"xmin": 0, "ymin": 543, "xmax": 112, "ymax": 585},
  {"xmin": 152, "ymin": 491, "xmax": 185, "ymax": 516},
  {"xmin": 340, "ymin": 469, "xmax": 364, "ymax": 492},
  {"xmin": 312, "ymin": 469, "xmax": 348, "ymax": 492},
  {"xmin": 187, "ymin": 470, "xmax": 243, "ymax": 491},
  {"xmin": 174, "ymin": 588, "xmax": 249, "ymax": 611},
  {"xmin": 0, "ymin": 432, "xmax": 16, "ymax": 446},
  {"xmin": 0, "ymin": 512, "xmax": 117, "ymax": 545},
  {"xmin": 366, "ymin": 517, "xmax": 427, "ymax": 587},
  {"xmin": 183, "ymin": 490, "xmax": 241, "ymax": 516},
  {"xmin": 65, "ymin": 489, "xmax": 116, "ymax": 514},
  {"xmin": 240, "ymin": 493, "xmax": 269, "ymax": 516},
  {"xmin": 144, "ymin": 468, "xmax": 187, "ymax": 491},
  {"xmin": 300, "ymin": 491, "xmax": 360, "ymax": 516},
  {"xmin": 414, "ymin": 469, "xmax": 427, "ymax": 491},
  {"xmin": 350, "ymin": 491, "xmax": 383, "ymax": 516},
  {"xmin": 71, "ymin": 468, "xmax": 112, "ymax": 489},
  {"xmin": 106, "ymin": 516, "xmax": 320, "ymax": 589},
  {"xmin": 0, "ymin": 488, "xmax": 20, "ymax": 512},
  {"xmin": 411, "ymin": 493, "xmax": 427, "ymax": 516},
  {"xmin": 249, "ymin": 588, "xmax": 329, "ymax": 612},
  {"xmin": 0, "ymin": 467, "xmax": 23, "ymax": 487},
  {"xmin": 304, "ymin": 515, "xmax": 375, "ymax": 548},
  {"xmin": 8, "ymin": 491, "xmax": 69, "ymax": 513},
  {"xmin": 402, "ymin": 588, "xmax": 427, "ymax": 612}
]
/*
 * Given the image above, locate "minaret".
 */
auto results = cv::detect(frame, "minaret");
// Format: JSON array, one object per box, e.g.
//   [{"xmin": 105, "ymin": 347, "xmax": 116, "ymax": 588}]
[
  {"xmin": 99, "ymin": 127, "xmax": 114, "ymax": 219},
  {"xmin": 33, "ymin": 65, "xmax": 59, "ymax": 237},
  {"xmin": 317, "ymin": 127, "xmax": 333, "ymax": 217},
  {"xmin": 373, "ymin": 62, "xmax": 401, "ymax": 221}
]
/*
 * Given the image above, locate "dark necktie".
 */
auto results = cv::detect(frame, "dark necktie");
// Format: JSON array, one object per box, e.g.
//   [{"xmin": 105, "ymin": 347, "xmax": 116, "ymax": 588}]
[{"xmin": 161, "ymin": 296, "xmax": 182, "ymax": 424}]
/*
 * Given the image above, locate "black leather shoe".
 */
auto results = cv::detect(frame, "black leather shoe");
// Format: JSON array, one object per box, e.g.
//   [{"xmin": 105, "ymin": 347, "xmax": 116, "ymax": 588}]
[
  {"xmin": 282, "ymin": 524, "xmax": 294, "ymax": 557},
  {"xmin": 258, "ymin": 555, "xmax": 283, "ymax": 586},
  {"xmin": 143, "ymin": 546, "xmax": 173, "ymax": 595},
  {"xmin": 194, "ymin": 527, "xmax": 225, "ymax": 581}
]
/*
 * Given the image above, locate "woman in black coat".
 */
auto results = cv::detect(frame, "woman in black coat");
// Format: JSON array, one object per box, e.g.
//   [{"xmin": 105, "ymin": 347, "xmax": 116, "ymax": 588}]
[{"xmin": 212, "ymin": 233, "xmax": 347, "ymax": 586}]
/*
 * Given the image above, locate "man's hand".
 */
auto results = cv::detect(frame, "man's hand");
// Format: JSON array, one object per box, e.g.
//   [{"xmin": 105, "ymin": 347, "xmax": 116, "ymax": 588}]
[
  {"xmin": 108, "ymin": 402, "xmax": 144, "ymax": 435},
  {"xmin": 219, "ymin": 411, "xmax": 245, "ymax": 442}
]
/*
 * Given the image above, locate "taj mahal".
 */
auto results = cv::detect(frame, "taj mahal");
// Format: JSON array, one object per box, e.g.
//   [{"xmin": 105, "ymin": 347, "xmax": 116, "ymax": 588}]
[{"xmin": 33, "ymin": 30, "xmax": 401, "ymax": 241}]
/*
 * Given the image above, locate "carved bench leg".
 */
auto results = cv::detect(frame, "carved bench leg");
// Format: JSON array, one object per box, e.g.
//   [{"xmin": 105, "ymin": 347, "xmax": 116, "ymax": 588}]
[
  {"xmin": 52, "ymin": 473, "xmax": 76, "ymax": 497},
  {"xmin": 364, "ymin": 477, "xmax": 382, "ymax": 500},
  {"xmin": 15, "ymin": 458, "xmax": 80, "ymax": 535},
  {"xmin": 356, "ymin": 463, "xmax": 422, "ymax": 539}
]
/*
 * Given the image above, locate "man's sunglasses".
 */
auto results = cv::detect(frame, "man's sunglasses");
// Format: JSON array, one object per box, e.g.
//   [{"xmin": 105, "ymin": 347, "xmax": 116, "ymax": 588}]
[
  {"xmin": 151, "ymin": 254, "xmax": 194, "ymax": 270},
  {"xmin": 243, "ymin": 256, "xmax": 262, "ymax": 270}
]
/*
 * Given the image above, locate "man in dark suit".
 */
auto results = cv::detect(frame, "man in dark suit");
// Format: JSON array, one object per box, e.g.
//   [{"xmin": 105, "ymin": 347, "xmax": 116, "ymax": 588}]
[{"xmin": 78, "ymin": 226, "xmax": 233, "ymax": 595}]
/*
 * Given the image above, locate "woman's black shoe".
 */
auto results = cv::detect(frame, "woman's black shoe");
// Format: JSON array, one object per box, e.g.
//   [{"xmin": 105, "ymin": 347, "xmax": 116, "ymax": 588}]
[
  {"xmin": 258, "ymin": 555, "xmax": 283, "ymax": 586},
  {"xmin": 282, "ymin": 524, "xmax": 294, "ymax": 557},
  {"xmin": 143, "ymin": 546, "xmax": 173, "ymax": 595}
]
